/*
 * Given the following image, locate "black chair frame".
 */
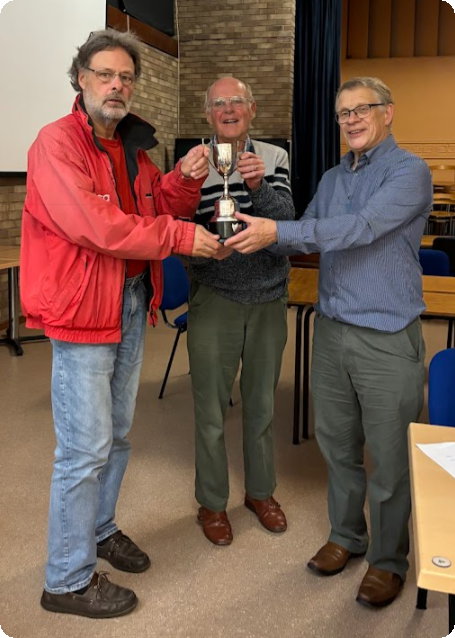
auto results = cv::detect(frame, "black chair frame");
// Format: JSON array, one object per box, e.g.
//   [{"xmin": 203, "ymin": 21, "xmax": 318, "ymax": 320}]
[{"xmin": 158, "ymin": 308, "xmax": 188, "ymax": 399}]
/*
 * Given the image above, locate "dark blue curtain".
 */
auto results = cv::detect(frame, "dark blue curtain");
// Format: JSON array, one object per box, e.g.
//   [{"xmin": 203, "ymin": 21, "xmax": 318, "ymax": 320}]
[{"xmin": 291, "ymin": 0, "xmax": 342, "ymax": 217}]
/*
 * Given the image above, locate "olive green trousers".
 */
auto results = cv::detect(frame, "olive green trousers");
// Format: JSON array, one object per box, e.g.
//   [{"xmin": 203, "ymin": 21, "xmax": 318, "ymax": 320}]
[
  {"xmin": 187, "ymin": 283, "xmax": 287, "ymax": 512},
  {"xmin": 311, "ymin": 313, "xmax": 425, "ymax": 578}
]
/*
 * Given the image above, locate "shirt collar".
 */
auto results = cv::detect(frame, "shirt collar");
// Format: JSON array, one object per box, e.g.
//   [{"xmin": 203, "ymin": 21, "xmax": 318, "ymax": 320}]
[{"xmin": 341, "ymin": 134, "xmax": 397, "ymax": 171}]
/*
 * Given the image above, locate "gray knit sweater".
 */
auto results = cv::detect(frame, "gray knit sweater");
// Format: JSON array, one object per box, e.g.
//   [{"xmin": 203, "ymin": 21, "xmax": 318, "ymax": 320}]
[{"xmin": 189, "ymin": 139, "xmax": 295, "ymax": 304}]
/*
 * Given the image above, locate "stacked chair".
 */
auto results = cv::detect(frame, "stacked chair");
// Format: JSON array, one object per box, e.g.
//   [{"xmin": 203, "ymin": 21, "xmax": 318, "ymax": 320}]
[{"xmin": 427, "ymin": 165, "xmax": 455, "ymax": 235}]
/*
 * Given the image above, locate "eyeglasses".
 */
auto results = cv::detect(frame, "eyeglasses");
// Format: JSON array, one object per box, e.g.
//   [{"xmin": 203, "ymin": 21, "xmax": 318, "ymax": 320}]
[
  {"xmin": 85, "ymin": 67, "xmax": 136, "ymax": 86},
  {"xmin": 335, "ymin": 103, "xmax": 385, "ymax": 124},
  {"xmin": 208, "ymin": 96, "xmax": 253, "ymax": 110}
]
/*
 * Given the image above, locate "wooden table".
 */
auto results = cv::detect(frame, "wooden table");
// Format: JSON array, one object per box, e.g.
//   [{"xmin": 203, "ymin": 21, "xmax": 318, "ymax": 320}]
[
  {"xmin": 408, "ymin": 422, "xmax": 455, "ymax": 633},
  {"xmin": 288, "ymin": 268, "xmax": 455, "ymax": 444},
  {"xmin": 0, "ymin": 244, "xmax": 47, "ymax": 355},
  {"xmin": 421, "ymin": 235, "xmax": 439, "ymax": 248},
  {"xmin": 423, "ymin": 276, "xmax": 455, "ymax": 294},
  {"xmin": 0, "ymin": 244, "xmax": 21, "ymax": 268}
]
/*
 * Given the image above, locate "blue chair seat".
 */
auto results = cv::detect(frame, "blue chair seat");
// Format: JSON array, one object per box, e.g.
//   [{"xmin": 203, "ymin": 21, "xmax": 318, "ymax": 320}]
[
  {"xmin": 418, "ymin": 248, "xmax": 450, "ymax": 276},
  {"xmin": 158, "ymin": 256, "xmax": 190, "ymax": 398},
  {"xmin": 428, "ymin": 348, "xmax": 455, "ymax": 427}
]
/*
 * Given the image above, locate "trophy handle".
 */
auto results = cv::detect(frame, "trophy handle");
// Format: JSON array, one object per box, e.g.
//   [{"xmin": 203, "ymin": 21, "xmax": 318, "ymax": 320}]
[{"xmin": 201, "ymin": 137, "xmax": 217, "ymax": 172}]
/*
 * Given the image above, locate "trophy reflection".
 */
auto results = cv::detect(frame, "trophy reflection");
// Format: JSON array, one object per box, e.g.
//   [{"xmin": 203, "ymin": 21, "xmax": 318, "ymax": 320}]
[{"xmin": 204, "ymin": 138, "xmax": 245, "ymax": 242}]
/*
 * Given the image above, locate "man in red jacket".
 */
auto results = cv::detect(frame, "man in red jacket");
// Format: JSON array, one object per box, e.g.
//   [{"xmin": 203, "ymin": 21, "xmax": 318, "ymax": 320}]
[{"xmin": 20, "ymin": 28, "xmax": 221, "ymax": 619}]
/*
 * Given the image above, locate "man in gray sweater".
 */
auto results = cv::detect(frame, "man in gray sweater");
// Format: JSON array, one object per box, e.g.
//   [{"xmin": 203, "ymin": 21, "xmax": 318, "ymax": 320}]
[{"xmin": 187, "ymin": 76, "xmax": 295, "ymax": 545}]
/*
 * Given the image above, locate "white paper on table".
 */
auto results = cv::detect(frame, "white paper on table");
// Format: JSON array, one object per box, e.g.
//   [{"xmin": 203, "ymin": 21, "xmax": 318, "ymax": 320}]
[{"xmin": 416, "ymin": 442, "xmax": 455, "ymax": 479}]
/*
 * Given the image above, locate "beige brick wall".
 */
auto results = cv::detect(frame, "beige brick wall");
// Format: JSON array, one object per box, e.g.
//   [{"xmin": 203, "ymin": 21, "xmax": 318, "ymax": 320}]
[
  {"xmin": 133, "ymin": 43, "xmax": 179, "ymax": 172},
  {"xmin": 0, "ymin": 2, "xmax": 295, "ymax": 328},
  {"xmin": 176, "ymin": 0, "xmax": 295, "ymax": 139}
]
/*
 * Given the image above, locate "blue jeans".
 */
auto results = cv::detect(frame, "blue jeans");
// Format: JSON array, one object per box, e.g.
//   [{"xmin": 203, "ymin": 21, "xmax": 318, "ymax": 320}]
[{"xmin": 44, "ymin": 274, "xmax": 148, "ymax": 593}]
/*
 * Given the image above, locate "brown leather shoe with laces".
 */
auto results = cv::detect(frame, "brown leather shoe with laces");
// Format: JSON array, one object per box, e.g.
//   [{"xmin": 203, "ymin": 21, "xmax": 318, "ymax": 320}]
[
  {"xmin": 97, "ymin": 530, "xmax": 151, "ymax": 573},
  {"xmin": 40, "ymin": 571, "xmax": 138, "ymax": 618},
  {"xmin": 356, "ymin": 566, "xmax": 404, "ymax": 607},
  {"xmin": 244, "ymin": 495, "xmax": 287, "ymax": 533},
  {"xmin": 308, "ymin": 541, "xmax": 365, "ymax": 576},
  {"xmin": 197, "ymin": 506, "xmax": 233, "ymax": 546}
]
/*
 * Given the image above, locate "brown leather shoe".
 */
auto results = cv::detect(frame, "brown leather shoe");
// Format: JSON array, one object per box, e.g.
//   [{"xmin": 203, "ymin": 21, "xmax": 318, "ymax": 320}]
[
  {"xmin": 197, "ymin": 507, "xmax": 233, "ymax": 546},
  {"xmin": 356, "ymin": 566, "xmax": 404, "ymax": 607},
  {"xmin": 244, "ymin": 496, "xmax": 287, "ymax": 533},
  {"xmin": 308, "ymin": 541, "xmax": 364, "ymax": 576}
]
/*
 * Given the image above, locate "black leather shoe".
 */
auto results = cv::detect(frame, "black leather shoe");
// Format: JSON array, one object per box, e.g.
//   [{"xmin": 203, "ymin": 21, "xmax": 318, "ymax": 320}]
[
  {"xmin": 97, "ymin": 530, "xmax": 151, "ymax": 573},
  {"xmin": 40, "ymin": 572, "xmax": 138, "ymax": 618}
]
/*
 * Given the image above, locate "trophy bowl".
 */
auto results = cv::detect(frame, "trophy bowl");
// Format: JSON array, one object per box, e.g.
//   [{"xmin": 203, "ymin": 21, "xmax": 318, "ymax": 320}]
[{"xmin": 204, "ymin": 138, "xmax": 246, "ymax": 242}]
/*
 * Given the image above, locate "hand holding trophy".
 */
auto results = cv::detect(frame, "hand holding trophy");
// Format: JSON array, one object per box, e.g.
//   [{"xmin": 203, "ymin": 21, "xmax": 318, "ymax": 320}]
[{"xmin": 203, "ymin": 137, "xmax": 246, "ymax": 242}]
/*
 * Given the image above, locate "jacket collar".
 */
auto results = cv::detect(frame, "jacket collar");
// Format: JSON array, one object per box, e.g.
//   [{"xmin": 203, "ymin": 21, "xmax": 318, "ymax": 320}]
[{"xmin": 72, "ymin": 93, "xmax": 158, "ymax": 152}]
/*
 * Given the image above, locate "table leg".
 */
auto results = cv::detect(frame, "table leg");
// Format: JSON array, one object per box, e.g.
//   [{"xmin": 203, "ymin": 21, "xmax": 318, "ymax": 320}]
[
  {"xmin": 5, "ymin": 266, "xmax": 23, "ymax": 355},
  {"xmin": 0, "ymin": 264, "xmax": 48, "ymax": 355},
  {"xmin": 416, "ymin": 587, "xmax": 427, "ymax": 610},
  {"xmin": 447, "ymin": 319, "xmax": 454, "ymax": 349},
  {"xmin": 293, "ymin": 306, "xmax": 304, "ymax": 445},
  {"xmin": 449, "ymin": 593, "xmax": 455, "ymax": 635},
  {"xmin": 302, "ymin": 306, "xmax": 314, "ymax": 441}
]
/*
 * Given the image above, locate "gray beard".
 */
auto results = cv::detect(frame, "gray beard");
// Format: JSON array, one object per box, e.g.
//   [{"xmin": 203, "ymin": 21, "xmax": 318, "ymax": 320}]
[
  {"xmin": 84, "ymin": 93, "xmax": 131, "ymax": 125},
  {"xmin": 94, "ymin": 104, "xmax": 128, "ymax": 124}
]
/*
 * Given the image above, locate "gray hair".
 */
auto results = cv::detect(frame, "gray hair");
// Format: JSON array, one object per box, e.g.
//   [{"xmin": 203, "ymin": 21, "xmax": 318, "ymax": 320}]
[
  {"xmin": 69, "ymin": 28, "xmax": 142, "ymax": 92},
  {"xmin": 204, "ymin": 77, "xmax": 254, "ymax": 111},
  {"xmin": 336, "ymin": 77, "xmax": 394, "ymax": 108}
]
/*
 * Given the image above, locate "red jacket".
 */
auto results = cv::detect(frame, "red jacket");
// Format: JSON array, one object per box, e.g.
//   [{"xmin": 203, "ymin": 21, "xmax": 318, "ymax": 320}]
[{"xmin": 21, "ymin": 96, "xmax": 201, "ymax": 343}]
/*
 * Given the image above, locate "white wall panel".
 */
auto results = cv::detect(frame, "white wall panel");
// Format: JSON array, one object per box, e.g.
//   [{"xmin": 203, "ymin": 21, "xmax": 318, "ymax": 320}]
[{"xmin": 0, "ymin": 0, "xmax": 106, "ymax": 172}]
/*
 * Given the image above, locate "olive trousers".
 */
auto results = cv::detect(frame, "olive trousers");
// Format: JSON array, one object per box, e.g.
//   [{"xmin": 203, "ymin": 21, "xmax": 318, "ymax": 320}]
[
  {"xmin": 187, "ymin": 282, "xmax": 287, "ymax": 512},
  {"xmin": 311, "ymin": 313, "xmax": 425, "ymax": 578}
]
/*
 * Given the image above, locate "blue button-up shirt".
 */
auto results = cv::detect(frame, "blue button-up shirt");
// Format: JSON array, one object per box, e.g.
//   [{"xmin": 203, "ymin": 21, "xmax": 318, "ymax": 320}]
[{"xmin": 277, "ymin": 135, "xmax": 433, "ymax": 332}]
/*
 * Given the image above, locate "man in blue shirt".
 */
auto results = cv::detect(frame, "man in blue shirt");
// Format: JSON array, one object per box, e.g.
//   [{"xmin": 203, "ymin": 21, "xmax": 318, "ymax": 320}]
[{"xmin": 225, "ymin": 77, "xmax": 432, "ymax": 608}]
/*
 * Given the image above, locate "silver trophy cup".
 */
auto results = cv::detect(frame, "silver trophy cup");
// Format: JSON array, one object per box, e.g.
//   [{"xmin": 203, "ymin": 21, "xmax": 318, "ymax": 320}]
[{"xmin": 205, "ymin": 139, "xmax": 245, "ymax": 241}]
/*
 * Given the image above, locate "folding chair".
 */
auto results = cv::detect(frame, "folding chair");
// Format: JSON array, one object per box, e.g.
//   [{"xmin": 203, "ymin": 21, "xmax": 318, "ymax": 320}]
[{"xmin": 158, "ymin": 256, "xmax": 189, "ymax": 399}]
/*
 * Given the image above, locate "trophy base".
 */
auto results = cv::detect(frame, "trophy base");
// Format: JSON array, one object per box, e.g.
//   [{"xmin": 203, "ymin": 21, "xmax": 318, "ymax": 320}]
[{"xmin": 207, "ymin": 219, "xmax": 245, "ymax": 242}]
